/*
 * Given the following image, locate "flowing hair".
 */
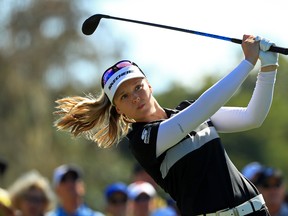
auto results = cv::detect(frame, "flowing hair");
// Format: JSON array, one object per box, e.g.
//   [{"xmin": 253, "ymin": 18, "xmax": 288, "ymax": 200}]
[{"xmin": 54, "ymin": 91, "xmax": 133, "ymax": 148}]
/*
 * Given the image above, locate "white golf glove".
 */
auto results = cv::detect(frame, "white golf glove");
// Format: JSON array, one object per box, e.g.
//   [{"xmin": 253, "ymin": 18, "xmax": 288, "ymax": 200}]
[{"xmin": 255, "ymin": 36, "xmax": 279, "ymax": 67}]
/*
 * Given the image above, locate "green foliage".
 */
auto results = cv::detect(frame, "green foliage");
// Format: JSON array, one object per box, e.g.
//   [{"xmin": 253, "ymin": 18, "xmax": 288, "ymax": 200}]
[{"xmin": 0, "ymin": 0, "xmax": 129, "ymax": 211}]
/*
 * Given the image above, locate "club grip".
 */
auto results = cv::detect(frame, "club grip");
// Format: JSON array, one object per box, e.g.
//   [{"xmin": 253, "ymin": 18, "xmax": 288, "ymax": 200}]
[
  {"xmin": 231, "ymin": 38, "xmax": 288, "ymax": 55},
  {"xmin": 269, "ymin": 46, "xmax": 288, "ymax": 55}
]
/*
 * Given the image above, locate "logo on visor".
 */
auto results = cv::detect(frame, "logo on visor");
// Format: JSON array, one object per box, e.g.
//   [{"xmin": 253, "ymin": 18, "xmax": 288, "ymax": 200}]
[{"xmin": 108, "ymin": 70, "xmax": 134, "ymax": 90}]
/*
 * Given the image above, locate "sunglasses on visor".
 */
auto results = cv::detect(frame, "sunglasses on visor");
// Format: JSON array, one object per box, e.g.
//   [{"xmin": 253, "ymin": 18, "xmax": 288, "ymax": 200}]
[{"xmin": 101, "ymin": 60, "xmax": 143, "ymax": 88}]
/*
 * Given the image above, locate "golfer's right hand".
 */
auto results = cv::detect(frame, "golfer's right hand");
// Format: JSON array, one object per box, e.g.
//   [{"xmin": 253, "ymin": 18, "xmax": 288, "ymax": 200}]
[{"xmin": 242, "ymin": 34, "xmax": 259, "ymax": 66}]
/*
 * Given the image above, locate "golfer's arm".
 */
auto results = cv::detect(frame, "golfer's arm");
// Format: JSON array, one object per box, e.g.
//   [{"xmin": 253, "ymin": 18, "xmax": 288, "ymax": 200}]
[
  {"xmin": 156, "ymin": 60, "xmax": 254, "ymax": 157},
  {"xmin": 211, "ymin": 71, "xmax": 276, "ymax": 132}
]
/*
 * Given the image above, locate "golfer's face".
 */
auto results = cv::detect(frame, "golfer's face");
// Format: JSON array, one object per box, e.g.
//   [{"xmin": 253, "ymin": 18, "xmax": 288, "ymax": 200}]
[{"xmin": 114, "ymin": 78, "xmax": 153, "ymax": 122}]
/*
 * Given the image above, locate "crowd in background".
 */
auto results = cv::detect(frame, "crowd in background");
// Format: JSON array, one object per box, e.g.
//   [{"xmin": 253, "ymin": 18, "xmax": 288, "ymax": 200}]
[
  {"xmin": 0, "ymin": 159, "xmax": 179, "ymax": 216},
  {"xmin": 0, "ymin": 158, "xmax": 287, "ymax": 216},
  {"xmin": 241, "ymin": 162, "xmax": 288, "ymax": 216}
]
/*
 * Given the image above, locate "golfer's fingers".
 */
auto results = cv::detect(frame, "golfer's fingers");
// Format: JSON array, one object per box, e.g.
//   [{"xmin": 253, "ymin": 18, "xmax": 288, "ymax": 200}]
[{"xmin": 242, "ymin": 34, "xmax": 253, "ymax": 42}]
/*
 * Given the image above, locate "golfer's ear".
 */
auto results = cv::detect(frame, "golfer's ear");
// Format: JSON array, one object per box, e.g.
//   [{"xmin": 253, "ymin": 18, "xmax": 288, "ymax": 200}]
[{"xmin": 115, "ymin": 106, "xmax": 122, "ymax": 115}]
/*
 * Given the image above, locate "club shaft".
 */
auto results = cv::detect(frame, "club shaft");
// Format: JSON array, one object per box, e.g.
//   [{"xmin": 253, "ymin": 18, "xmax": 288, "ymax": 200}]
[
  {"xmin": 96, "ymin": 14, "xmax": 288, "ymax": 55},
  {"xmin": 104, "ymin": 14, "xmax": 237, "ymax": 42}
]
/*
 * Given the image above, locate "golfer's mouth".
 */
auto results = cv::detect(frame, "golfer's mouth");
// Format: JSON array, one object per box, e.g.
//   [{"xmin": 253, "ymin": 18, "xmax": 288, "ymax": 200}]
[{"xmin": 137, "ymin": 103, "xmax": 145, "ymax": 110}]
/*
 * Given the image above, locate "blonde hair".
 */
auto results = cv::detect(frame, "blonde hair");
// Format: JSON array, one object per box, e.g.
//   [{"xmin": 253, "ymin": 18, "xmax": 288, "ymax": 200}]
[
  {"xmin": 8, "ymin": 170, "xmax": 55, "ymax": 211},
  {"xmin": 54, "ymin": 90, "xmax": 133, "ymax": 148}
]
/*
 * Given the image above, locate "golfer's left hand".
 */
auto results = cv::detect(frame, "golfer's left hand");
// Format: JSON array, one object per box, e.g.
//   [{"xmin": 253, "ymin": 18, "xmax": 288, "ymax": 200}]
[{"xmin": 256, "ymin": 36, "xmax": 279, "ymax": 68}]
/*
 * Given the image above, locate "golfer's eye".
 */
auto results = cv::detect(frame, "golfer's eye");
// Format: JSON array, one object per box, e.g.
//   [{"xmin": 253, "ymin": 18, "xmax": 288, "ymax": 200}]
[
  {"xmin": 135, "ymin": 84, "xmax": 143, "ymax": 91},
  {"xmin": 120, "ymin": 94, "xmax": 128, "ymax": 100}
]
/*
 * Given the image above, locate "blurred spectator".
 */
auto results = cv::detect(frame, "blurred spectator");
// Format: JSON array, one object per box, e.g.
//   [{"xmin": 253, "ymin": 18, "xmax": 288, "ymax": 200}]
[
  {"xmin": 104, "ymin": 182, "xmax": 128, "ymax": 216},
  {"xmin": 8, "ymin": 170, "xmax": 54, "ymax": 216},
  {"xmin": 0, "ymin": 188, "xmax": 14, "ymax": 216},
  {"xmin": 127, "ymin": 181, "xmax": 156, "ymax": 216},
  {"xmin": 131, "ymin": 164, "xmax": 166, "ymax": 211},
  {"xmin": 47, "ymin": 164, "xmax": 104, "ymax": 216},
  {"xmin": 0, "ymin": 158, "xmax": 13, "ymax": 216},
  {"xmin": 0, "ymin": 158, "xmax": 8, "ymax": 178},
  {"xmin": 164, "ymin": 197, "xmax": 181, "ymax": 216},
  {"xmin": 242, "ymin": 161, "xmax": 263, "ymax": 183},
  {"xmin": 0, "ymin": 188, "xmax": 11, "ymax": 209},
  {"xmin": 254, "ymin": 167, "xmax": 288, "ymax": 216},
  {"xmin": 151, "ymin": 206, "xmax": 177, "ymax": 216},
  {"xmin": 132, "ymin": 164, "xmax": 157, "ymax": 189}
]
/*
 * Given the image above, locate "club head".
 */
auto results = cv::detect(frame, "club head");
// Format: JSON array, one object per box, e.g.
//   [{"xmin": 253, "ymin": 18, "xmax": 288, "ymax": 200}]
[{"xmin": 82, "ymin": 14, "xmax": 106, "ymax": 35}]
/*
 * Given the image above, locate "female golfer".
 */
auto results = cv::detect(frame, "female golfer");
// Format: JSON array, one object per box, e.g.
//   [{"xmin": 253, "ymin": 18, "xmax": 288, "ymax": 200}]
[{"xmin": 54, "ymin": 35, "xmax": 278, "ymax": 216}]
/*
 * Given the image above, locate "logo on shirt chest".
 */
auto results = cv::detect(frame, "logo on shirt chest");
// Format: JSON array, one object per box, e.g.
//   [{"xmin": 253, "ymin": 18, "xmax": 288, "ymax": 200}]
[{"xmin": 141, "ymin": 126, "xmax": 152, "ymax": 144}]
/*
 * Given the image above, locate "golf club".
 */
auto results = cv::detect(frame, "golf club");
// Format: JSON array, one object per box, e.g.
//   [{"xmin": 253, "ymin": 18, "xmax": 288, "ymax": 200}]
[{"xmin": 82, "ymin": 14, "xmax": 288, "ymax": 55}]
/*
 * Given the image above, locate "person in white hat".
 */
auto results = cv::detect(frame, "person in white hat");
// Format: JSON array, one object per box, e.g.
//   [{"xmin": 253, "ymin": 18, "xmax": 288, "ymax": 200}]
[{"xmin": 127, "ymin": 181, "xmax": 156, "ymax": 216}]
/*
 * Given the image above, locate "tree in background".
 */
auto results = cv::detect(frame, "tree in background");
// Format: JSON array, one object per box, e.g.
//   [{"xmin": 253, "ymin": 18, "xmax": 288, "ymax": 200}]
[{"xmin": 0, "ymin": 0, "xmax": 132, "ymax": 210}]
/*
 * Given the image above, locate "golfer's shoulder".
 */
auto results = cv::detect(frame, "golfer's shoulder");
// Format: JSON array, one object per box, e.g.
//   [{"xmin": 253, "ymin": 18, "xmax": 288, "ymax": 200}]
[{"xmin": 175, "ymin": 99, "xmax": 195, "ymax": 110}]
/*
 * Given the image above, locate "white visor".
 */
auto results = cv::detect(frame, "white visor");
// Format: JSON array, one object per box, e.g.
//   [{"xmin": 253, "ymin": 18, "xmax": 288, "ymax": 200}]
[{"xmin": 103, "ymin": 65, "xmax": 145, "ymax": 103}]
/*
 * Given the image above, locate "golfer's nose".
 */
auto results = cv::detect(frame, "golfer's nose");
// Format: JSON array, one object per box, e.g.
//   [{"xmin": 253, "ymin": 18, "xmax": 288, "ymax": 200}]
[{"xmin": 132, "ymin": 93, "xmax": 140, "ymax": 103}]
